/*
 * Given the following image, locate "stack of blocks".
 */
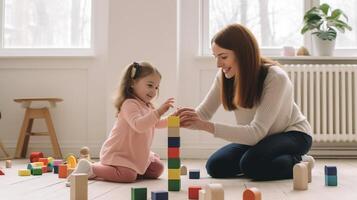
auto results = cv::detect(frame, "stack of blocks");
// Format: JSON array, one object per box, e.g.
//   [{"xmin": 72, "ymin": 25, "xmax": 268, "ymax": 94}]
[
  {"xmin": 167, "ymin": 116, "xmax": 181, "ymax": 191},
  {"xmin": 325, "ymin": 166, "xmax": 337, "ymax": 186}
]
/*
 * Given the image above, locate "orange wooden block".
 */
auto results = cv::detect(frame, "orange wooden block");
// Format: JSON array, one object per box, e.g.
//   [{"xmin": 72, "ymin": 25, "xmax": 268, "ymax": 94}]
[
  {"xmin": 168, "ymin": 147, "xmax": 180, "ymax": 158},
  {"xmin": 58, "ymin": 164, "xmax": 68, "ymax": 178},
  {"xmin": 188, "ymin": 186, "xmax": 202, "ymax": 200},
  {"xmin": 38, "ymin": 158, "xmax": 48, "ymax": 166},
  {"xmin": 243, "ymin": 187, "xmax": 261, "ymax": 200}
]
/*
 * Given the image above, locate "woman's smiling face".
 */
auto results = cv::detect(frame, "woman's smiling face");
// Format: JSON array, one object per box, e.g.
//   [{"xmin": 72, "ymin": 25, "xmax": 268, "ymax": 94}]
[{"xmin": 212, "ymin": 42, "xmax": 238, "ymax": 79}]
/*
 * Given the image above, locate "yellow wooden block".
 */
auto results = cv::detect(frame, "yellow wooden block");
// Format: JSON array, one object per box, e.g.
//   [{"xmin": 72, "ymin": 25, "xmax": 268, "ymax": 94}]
[
  {"xmin": 47, "ymin": 157, "xmax": 54, "ymax": 164},
  {"xmin": 168, "ymin": 116, "xmax": 180, "ymax": 128},
  {"xmin": 168, "ymin": 127, "xmax": 180, "ymax": 137},
  {"xmin": 67, "ymin": 155, "xmax": 77, "ymax": 169},
  {"xmin": 168, "ymin": 169, "xmax": 181, "ymax": 180},
  {"xmin": 18, "ymin": 169, "xmax": 31, "ymax": 176}
]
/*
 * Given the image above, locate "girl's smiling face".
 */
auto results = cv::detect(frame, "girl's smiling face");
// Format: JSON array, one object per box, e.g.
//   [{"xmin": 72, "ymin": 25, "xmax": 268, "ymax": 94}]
[{"xmin": 132, "ymin": 73, "xmax": 161, "ymax": 103}]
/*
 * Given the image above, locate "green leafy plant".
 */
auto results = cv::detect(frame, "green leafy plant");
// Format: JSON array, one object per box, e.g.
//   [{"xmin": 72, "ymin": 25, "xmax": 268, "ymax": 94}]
[{"xmin": 301, "ymin": 3, "xmax": 352, "ymax": 41}]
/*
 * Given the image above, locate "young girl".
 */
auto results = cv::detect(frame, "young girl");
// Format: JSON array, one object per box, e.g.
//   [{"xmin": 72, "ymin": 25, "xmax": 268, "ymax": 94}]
[{"xmin": 67, "ymin": 62, "xmax": 174, "ymax": 184}]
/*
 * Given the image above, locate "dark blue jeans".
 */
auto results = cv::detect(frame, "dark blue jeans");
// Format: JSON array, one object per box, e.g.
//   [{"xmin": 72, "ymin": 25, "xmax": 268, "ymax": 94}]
[{"xmin": 205, "ymin": 131, "xmax": 312, "ymax": 181}]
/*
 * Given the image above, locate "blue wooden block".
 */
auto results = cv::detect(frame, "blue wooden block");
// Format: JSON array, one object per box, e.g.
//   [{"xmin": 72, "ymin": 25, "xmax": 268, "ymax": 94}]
[
  {"xmin": 168, "ymin": 137, "xmax": 180, "ymax": 147},
  {"xmin": 189, "ymin": 169, "xmax": 200, "ymax": 179},
  {"xmin": 324, "ymin": 166, "xmax": 337, "ymax": 176},
  {"xmin": 325, "ymin": 175, "xmax": 338, "ymax": 186},
  {"xmin": 152, "ymin": 190, "xmax": 168, "ymax": 200}
]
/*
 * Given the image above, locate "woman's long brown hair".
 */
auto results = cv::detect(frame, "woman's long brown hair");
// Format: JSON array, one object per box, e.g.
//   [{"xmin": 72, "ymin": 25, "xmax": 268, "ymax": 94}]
[{"xmin": 211, "ymin": 24, "xmax": 278, "ymax": 110}]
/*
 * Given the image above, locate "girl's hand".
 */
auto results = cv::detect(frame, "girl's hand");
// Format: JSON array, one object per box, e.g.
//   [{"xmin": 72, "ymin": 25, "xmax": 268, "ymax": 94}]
[{"xmin": 156, "ymin": 98, "xmax": 175, "ymax": 117}]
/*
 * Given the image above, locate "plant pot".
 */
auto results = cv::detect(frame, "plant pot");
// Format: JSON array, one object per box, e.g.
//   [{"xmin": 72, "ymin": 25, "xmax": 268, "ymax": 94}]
[{"xmin": 312, "ymin": 35, "xmax": 336, "ymax": 56}]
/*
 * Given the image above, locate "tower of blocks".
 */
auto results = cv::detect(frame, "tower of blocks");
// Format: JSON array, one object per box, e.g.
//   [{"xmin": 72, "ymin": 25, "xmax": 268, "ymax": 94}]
[
  {"xmin": 167, "ymin": 116, "xmax": 181, "ymax": 191},
  {"xmin": 325, "ymin": 166, "xmax": 337, "ymax": 186}
]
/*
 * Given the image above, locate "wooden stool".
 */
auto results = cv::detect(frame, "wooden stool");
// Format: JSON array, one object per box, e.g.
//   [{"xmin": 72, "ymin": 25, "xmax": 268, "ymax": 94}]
[
  {"xmin": 14, "ymin": 98, "xmax": 63, "ymax": 158},
  {"xmin": 0, "ymin": 111, "xmax": 11, "ymax": 160}
]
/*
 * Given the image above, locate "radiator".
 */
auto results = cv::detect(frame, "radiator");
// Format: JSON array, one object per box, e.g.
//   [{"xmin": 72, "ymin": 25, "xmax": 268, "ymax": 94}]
[{"xmin": 283, "ymin": 64, "xmax": 357, "ymax": 142}]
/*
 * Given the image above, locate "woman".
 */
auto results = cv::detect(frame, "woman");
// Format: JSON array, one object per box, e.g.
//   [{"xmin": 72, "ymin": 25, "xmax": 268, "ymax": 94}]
[{"xmin": 177, "ymin": 24, "xmax": 313, "ymax": 181}]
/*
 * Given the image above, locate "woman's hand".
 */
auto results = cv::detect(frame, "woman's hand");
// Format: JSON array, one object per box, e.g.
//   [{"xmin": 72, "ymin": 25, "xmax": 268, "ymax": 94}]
[
  {"xmin": 176, "ymin": 108, "xmax": 214, "ymax": 133},
  {"xmin": 155, "ymin": 98, "xmax": 175, "ymax": 117}
]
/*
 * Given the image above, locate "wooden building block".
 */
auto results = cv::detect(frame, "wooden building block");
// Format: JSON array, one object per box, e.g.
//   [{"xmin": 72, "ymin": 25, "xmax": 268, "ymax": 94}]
[
  {"xmin": 168, "ymin": 147, "xmax": 180, "ymax": 158},
  {"xmin": 59, "ymin": 164, "xmax": 68, "ymax": 178},
  {"xmin": 325, "ymin": 175, "xmax": 338, "ymax": 186},
  {"xmin": 189, "ymin": 169, "xmax": 200, "ymax": 179},
  {"xmin": 66, "ymin": 155, "xmax": 77, "ymax": 169},
  {"xmin": 131, "ymin": 187, "xmax": 147, "ymax": 200},
  {"xmin": 188, "ymin": 186, "xmax": 202, "ymax": 200},
  {"xmin": 32, "ymin": 167, "xmax": 42, "ymax": 175},
  {"xmin": 198, "ymin": 189, "xmax": 206, "ymax": 200},
  {"xmin": 70, "ymin": 173, "xmax": 88, "ymax": 200},
  {"xmin": 206, "ymin": 183, "xmax": 224, "ymax": 200},
  {"xmin": 38, "ymin": 158, "xmax": 48, "ymax": 166},
  {"xmin": 168, "ymin": 169, "xmax": 180, "ymax": 180},
  {"xmin": 32, "ymin": 162, "xmax": 44, "ymax": 167},
  {"xmin": 168, "ymin": 158, "xmax": 180, "ymax": 169},
  {"xmin": 53, "ymin": 159, "xmax": 63, "ymax": 166},
  {"xmin": 324, "ymin": 166, "xmax": 337, "ymax": 176},
  {"xmin": 168, "ymin": 127, "xmax": 180, "ymax": 137},
  {"xmin": 168, "ymin": 137, "xmax": 180, "ymax": 147},
  {"xmin": 151, "ymin": 190, "xmax": 168, "ymax": 200},
  {"xmin": 53, "ymin": 165, "xmax": 59, "ymax": 174},
  {"xmin": 168, "ymin": 179, "xmax": 181, "ymax": 191},
  {"xmin": 42, "ymin": 166, "xmax": 48, "ymax": 173},
  {"xmin": 301, "ymin": 161, "xmax": 312, "ymax": 183},
  {"xmin": 18, "ymin": 169, "xmax": 31, "ymax": 176},
  {"xmin": 293, "ymin": 163, "xmax": 308, "ymax": 190},
  {"xmin": 180, "ymin": 165, "xmax": 187, "ymax": 175},
  {"xmin": 243, "ymin": 187, "xmax": 261, "ymax": 200},
  {"xmin": 5, "ymin": 160, "xmax": 12, "ymax": 168},
  {"xmin": 168, "ymin": 116, "xmax": 180, "ymax": 127},
  {"xmin": 30, "ymin": 152, "xmax": 44, "ymax": 163}
]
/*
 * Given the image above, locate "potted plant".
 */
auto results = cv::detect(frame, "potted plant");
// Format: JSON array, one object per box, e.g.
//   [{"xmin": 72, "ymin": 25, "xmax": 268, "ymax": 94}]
[{"xmin": 301, "ymin": 3, "xmax": 352, "ymax": 56}]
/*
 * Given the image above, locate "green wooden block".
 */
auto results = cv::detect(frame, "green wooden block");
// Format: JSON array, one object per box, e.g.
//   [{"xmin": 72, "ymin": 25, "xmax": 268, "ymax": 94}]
[
  {"xmin": 131, "ymin": 187, "xmax": 147, "ymax": 200},
  {"xmin": 32, "ymin": 167, "xmax": 42, "ymax": 175},
  {"xmin": 168, "ymin": 179, "xmax": 181, "ymax": 191},
  {"xmin": 168, "ymin": 158, "xmax": 180, "ymax": 169},
  {"xmin": 325, "ymin": 175, "xmax": 337, "ymax": 186}
]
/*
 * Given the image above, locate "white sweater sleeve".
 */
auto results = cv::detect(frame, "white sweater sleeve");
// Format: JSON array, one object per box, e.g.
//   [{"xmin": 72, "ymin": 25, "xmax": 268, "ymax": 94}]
[
  {"xmin": 196, "ymin": 71, "xmax": 221, "ymax": 120},
  {"xmin": 213, "ymin": 71, "xmax": 293, "ymax": 145}
]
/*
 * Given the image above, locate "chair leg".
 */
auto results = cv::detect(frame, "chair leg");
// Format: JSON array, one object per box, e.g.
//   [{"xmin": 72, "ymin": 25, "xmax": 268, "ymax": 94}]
[
  {"xmin": 21, "ymin": 118, "xmax": 33, "ymax": 157},
  {"xmin": 15, "ymin": 109, "xmax": 31, "ymax": 158},
  {"xmin": 44, "ymin": 108, "xmax": 62, "ymax": 158},
  {"xmin": 0, "ymin": 140, "xmax": 11, "ymax": 160}
]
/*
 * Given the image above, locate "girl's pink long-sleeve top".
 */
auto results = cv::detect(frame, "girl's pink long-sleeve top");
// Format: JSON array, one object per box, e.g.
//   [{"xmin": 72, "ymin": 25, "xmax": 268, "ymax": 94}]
[{"xmin": 99, "ymin": 98, "xmax": 167, "ymax": 174}]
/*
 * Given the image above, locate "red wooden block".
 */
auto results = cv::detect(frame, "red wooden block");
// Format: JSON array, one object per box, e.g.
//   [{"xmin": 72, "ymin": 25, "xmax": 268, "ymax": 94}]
[
  {"xmin": 0, "ymin": 169, "xmax": 4, "ymax": 175},
  {"xmin": 188, "ymin": 186, "xmax": 202, "ymax": 200},
  {"xmin": 243, "ymin": 187, "xmax": 261, "ymax": 200},
  {"xmin": 38, "ymin": 158, "xmax": 48, "ymax": 166},
  {"xmin": 30, "ymin": 152, "xmax": 44, "ymax": 163},
  {"xmin": 168, "ymin": 147, "xmax": 180, "ymax": 158},
  {"xmin": 42, "ymin": 166, "xmax": 48, "ymax": 173},
  {"xmin": 58, "ymin": 164, "xmax": 68, "ymax": 178}
]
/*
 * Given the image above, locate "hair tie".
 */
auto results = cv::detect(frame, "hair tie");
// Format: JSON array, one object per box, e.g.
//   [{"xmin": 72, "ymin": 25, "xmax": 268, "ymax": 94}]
[{"xmin": 131, "ymin": 62, "xmax": 141, "ymax": 79}]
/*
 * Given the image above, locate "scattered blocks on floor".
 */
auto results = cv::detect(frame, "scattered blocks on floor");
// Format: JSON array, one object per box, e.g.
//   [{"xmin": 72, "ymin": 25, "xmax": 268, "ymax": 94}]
[
  {"xmin": 59, "ymin": 164, "xmax": 68, "ymax": 178},
  {"xmin": 243, "ymin": 187, "xmax": 261, "ymax": 200},
  {"xmin": 131, "ymin": 187, "xmax": 147, "ymax": 200},
  {"xmin": 188, "ymin": 186, "xmax": 202, "ymax": 200},
  {"xmin": 151, "ymin": 190, "xmax": 168, "ymax": 200},
  {"xmin": 325, "ymin": 166, "xmax": 337, "ymax": 186},
  {"xmin": 293, "ymin": 163, "xmax": 308, "ymax": 190},
  {"xmin": 32, "ymin": 167, "xmax": 43, "ymax": 175},
  {"xmin": 18, "ymin": 169, "xmax": 31, "ymax": 176},
  {"xmin": 198, "ymin": 189, "xmax": 206, "ymax": 200},
  {"xmin": 180, "ymin": 165, "xmax": 187, "ymax": 175},
  {"xmin": 189, "ymin": 169, "xmax": 200, "ymax": 179},
  {"xmin": 38, "ymin": 158, "xmax": 49, "ymax": 166},
  {"xmin": 70, "ymin": 173, "xmax": 88, "ymax": 200},
  {"xmin": 205, "ymin": 183, "xmax": 224, "ymax": 200},
  {"xmin": 29, "ymin": 152, "xmax": 44, "ymax": 163},
  {"xmin": 66, "ymin": 155, "xmax": 77, "ymax": 169},
  {"xmin": 5, "ymin": 160, "xmax": 12, "ymax": 168}
]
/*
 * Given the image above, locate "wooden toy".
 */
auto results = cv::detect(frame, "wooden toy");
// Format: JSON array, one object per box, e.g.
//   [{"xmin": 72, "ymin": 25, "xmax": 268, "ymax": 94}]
[
  {"xmin": 168, "ymin": 127, "xmax": 180, "ymax": 137},
  {"xmin": 301, "ymin": 161, "xmax": 312, "ymax": 183},
  {"xmin": 80, "ymin": 146, "xmax": 93, "ymax": 162},
  {"xmin": 151, "ymin": 190, "xmax": 168, "ymax": 200},
  {"xmin": 38, "ymin": 158, "xmax": 49, "ymax": 166},
  {"xmin": 325, "ymin": 166, "xmax": 337, "ymax": 186},
  {"xmin": 168, "ymin": 158, "xmax": 180, "ymax": 168},
  {"xmin": 198, "ymin": 189, "xmax": 206, "ymax": 200},
  {"xmin": 18, "ymin": 169, "xmax": 31, "ymax": 176},
  {"xmin": 29, "ymin": 152, "xmax": 44, "ymax": 163},
  {"xmin": 206, "ymin": 183, "xmax": 224, "ymax": 200},
  {"xmin": 168, "ymin": 147, "xmax": 180, "ymax": 158},
  {"xmin": 293, "ymin": 163, "xmax": 308, "ymax": 190},
  {"xmin": 5, "ymin": 160, "xmax": 12, "ymax": 168},
  {"xmin": 180, "ymin": 165, "xmax": 187, "ymax": 175},
  {"xmin": 0, "ymin": 168, "xmax": 4, "ymax": 175},
  {"xmin": 243, "ymin": 187, "xmax": 261, "ymax": 200},
  {"xmin": 32, "ymin": 162, "xmax": 44, "ymax": 167},
  {"xmin": 189, "ymin": 169, "xmax": 200, "ymax": 179},
  {"xmin": 70, "ymin": 173, "xmax": 88, "ymax": 200},
  {"xmin": 41, "ymin": 166, "xmax": 48, "ymax": 173},
  {"xmin": 47, "ymin": 156, "xmax": 54, "ymax": 164},
  {"xmin": 168, "ymin": 179, "xmax": 180, "ymax": 191},
  {"xmin": 32, "ymin": 167, "xmax": 42, "ymax": 175},
  {"xmin": 168, "ymin": 137, "xmax": 180, "ymax": 147},
  {"xmin": 168, "ymin": 116, "xmax": 180, "ymax": 127},
  {"xmin": 168, "ymin": 169, "xmax": 180, "ymax": 180},
  {"xmin": 66, "ymin": 155, "xmax": 77, "ymax": 169},
  {"xmin": 59, "ymin": 164, "xmax": 68, "ymax": 178},
  {"xmin": 188, "ymin": 186, "xmax": 202, "ymax": 200},
  {"xmin": 67, "ymin": 168, "xmax": 75, "ymax": 176},
  {"xmin": 131, "ymin": 187, "xmax": 147, "ymax": 200}
]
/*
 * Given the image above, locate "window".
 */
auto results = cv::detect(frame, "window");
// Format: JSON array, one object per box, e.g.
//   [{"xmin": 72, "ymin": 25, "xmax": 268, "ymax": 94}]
[
  {"xmin": 203, "ymin": 0, "xmax": 357, "ymax": 56},
  {"xmin": 0, "ymin": 0, "xmax": 92, "ymax": 56}
]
